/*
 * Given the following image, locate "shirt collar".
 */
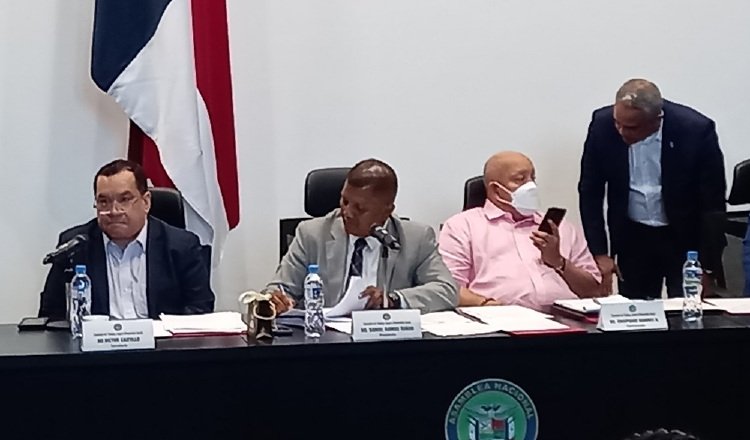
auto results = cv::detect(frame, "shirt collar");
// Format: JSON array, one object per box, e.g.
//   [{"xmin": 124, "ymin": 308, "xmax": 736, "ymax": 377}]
[
  {"xmin": 103, "ymin": 219, "xmax": 148, "ymax": 252},
  {"xmin": 481, "ymin": 199, "xmax": 542, "ymax": 225},
  {"xmin": 631, "ymin": 119, "xmax": 663, "ymax": 147}
]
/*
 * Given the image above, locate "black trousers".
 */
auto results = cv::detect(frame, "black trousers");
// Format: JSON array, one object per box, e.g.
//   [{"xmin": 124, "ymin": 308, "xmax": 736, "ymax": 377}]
[{"xmin": 616, "ymin": 220, "xmax": 688, "ymax": 299}]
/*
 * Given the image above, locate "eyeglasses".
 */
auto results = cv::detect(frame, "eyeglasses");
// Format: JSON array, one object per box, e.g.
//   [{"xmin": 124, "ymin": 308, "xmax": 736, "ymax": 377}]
[{"xmin": 94, "ymin": 194, "xmax": 141, "ymax": 212}]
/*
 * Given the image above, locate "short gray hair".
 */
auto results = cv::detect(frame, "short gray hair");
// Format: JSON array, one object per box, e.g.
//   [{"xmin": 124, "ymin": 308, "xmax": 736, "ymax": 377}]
[{"xmin": 615, "ymin": 78, "xmax": 663, "ymax": 117}]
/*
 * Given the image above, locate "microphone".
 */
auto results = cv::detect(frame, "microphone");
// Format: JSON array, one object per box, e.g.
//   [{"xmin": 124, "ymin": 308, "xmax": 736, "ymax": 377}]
[
  {"xmin": 369, "ymin": 224, "xmax": 400, "ymax": 250},
  {"xmin": 42, "ymin": 234, "xmax": 88, "ymax": 265}
]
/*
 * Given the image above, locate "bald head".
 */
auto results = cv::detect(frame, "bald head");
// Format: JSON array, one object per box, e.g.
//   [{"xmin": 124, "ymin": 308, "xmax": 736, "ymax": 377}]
[
  {"xmin": 483, "ymin": 151, "xmax": 534, "ymax": 185},
  {"xmin": 615, "ymin": 78, "xmax": 663, "ymax": 118},
  {"xmin": 614, "ymin": 78, "xmax": 663, "ymax": 145},
  {"xmin": 483, "ymin": 151, "xmax": 536, "ymax": 210}
]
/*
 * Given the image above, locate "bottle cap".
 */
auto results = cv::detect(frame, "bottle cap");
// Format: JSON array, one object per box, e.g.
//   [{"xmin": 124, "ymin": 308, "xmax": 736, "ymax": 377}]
[
  {"xmin": 307, "ymin": 264, "xmax": 319, "ymax": 274},
  {"xmin": 82, "ymin": 315, "xmax": 109, "ymax": 322},
  {"xmin": 75, "ymin": 265, "xmax": 87, "ymax": 274},
  {"xmin": 687, "ymin": 251, "xmax": 698, "ymax": 261}
]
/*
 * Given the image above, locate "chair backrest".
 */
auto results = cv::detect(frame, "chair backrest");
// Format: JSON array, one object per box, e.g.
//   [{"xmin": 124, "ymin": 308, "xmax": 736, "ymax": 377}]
[
  {"xmin": 278, "ymin": 167, "xmax": 350, "ymax": 261},
  {"xmin": 463, "ymin": 176, "xmax": 486, "ymax": 211},
  {"xmin": 148, "ymin": 187, "xmax": 212, "ymax": 274},
  {"xmin": 149, "ymin": 187, "xmax": 186, "ymax": 229},
  {"xmin": 728, "ymin": 158, "xmax": 750, "ymax": 205},
  {"xmin": 304, "ymin": 167, "xmax": 350, "ymax": 216}
]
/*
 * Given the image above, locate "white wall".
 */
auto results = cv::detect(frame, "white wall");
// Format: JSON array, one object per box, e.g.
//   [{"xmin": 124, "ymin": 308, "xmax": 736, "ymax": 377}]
[{"xmin": 1, "ymin": 0, "xmax": 749, "ymax": 323}]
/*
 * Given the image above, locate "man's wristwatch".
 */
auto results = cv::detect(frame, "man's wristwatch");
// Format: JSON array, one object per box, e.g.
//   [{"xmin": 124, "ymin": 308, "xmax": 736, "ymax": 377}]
[
  {"xmin": 552, "ymin": 257, "xmax": 566, "ymax": 275},
  {"xmin": 386, "ymin": 292, "xmax": 402, "ymax": 309}
]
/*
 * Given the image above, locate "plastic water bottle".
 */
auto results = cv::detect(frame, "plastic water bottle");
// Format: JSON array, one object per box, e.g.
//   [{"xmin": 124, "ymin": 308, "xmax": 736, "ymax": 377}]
[
  {"xmin": 682, "ymin": 251, "xmax": 703, "ymax": 322},
  {"xmin": 70, "ymin": 265, "xmax": 92, "ymax": 338},
  {"xmin": 304, "ymin": 264, "xmax": 325, "ymax": 338}
]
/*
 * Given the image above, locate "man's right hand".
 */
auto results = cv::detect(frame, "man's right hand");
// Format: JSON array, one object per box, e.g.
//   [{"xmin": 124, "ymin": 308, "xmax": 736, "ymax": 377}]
[
  {"xmin": 269, "ymin": 290, "xmax": 295, "ymax": 314},
  {"xmin": 594, "ymin": 255, "xmax": 620, "ymax": 295}
]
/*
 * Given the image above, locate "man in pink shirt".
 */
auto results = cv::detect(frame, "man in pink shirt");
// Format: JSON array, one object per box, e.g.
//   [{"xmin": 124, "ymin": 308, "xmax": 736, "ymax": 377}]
[{"xmin": 439, "ymin": 151, "xmax": 603, "ymax": 312}]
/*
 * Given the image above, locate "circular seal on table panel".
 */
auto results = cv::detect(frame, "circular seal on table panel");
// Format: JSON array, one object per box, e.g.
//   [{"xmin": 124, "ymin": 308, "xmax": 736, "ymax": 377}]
[{"xmin": 445, "ymin": 378, "xmax": 538, "ymax": 440}]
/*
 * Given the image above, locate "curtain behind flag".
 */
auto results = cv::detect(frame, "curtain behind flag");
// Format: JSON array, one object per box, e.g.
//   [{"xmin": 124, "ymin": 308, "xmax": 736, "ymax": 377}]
[{"xmin": 91, "ymin": 0, "xmax": 239, "ymax": 266}]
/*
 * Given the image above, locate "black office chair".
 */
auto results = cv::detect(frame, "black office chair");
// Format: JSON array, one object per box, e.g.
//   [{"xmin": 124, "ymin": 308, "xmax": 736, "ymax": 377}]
[
  {"xmin": 149, "ymin": 187, "xmax": 186, "ymax": 229},
  {"xmin": 463, "ymin": 176, "xmax": 486, "ymax": 211},
  {"xmin": 727, "ymin": 159, "xmax": 750, "ymax": 239},
  {"xmin": 148, "ymin": 186, "xmax": 211, "ymax": 274},
  {"xmin": 279, "ymin": 168, "xmax": 350, "ymax": 260}
]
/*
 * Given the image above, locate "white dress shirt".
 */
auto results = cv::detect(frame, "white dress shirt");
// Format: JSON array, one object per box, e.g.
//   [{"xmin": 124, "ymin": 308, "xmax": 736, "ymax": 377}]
[
  {"xmin": 628, "ymin": 122, "xmax": 668, "ymax": 226},
  {"xmin": 343, "ymin": 229, "xmax": 406, "ymax": 308},
  {"xmin": 103, "ymin": 222, "xmax": 149, "ymax": 319},
  {"xmin": 344, "ymin": 235, "xmax": 381, "ymax": 289}
]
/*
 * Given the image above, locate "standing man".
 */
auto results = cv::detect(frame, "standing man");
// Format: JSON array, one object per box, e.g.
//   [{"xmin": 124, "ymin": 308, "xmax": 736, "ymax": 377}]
[{"xmin": 579, "ymin": 78, "xmax": 726, "ymax": 299}]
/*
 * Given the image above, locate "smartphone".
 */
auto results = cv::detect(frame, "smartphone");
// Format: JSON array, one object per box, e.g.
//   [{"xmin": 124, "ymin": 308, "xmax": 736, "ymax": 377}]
[
  {"xmin": 538, "ymin": 207, "xmax": 567, "ymax": 234},
  {"xmin": 17, "ymin": 316, "xmax": 49, "ymax": 331}
]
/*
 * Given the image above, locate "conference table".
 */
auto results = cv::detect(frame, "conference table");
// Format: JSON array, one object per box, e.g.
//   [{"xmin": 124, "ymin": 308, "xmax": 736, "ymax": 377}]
[{"xmin": 0, "ymin": 312, "xmax": 748, "ymax": 440}]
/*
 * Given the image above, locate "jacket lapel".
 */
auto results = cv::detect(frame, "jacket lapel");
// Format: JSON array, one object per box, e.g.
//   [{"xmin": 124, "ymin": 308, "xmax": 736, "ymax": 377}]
[
  {"xmin": 326, "ymin": 215, "xmax": 348, "ymax": 304},
  {"xmin": 660, "ymin": 105, "xmax": 676, "ymax": 195},
  {"xmin": 145, "ymin": 219, "xmax": 164, "ymax": 318},
  {"xmin": 377, "ymin": 216, "xmax": 401, "ymax": 293},
  {"xmin": 87, "ymin": 223, "xmax": 110, "ymax": 316}
]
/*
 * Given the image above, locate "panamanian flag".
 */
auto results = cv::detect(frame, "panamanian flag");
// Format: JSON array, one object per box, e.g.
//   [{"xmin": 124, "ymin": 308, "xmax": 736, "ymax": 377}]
[{"xmin": 91, "ymin": 0, "xmax": 240, "ymax": 265}]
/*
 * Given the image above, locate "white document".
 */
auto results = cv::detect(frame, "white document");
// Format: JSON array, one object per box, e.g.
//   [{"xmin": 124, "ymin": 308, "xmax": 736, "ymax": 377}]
[
  {"xmin": 420, "ymin": 311, "xmax": 503, "ymax": 337},
  {"xmin": 459, "ymin": 305, "xmax": 552, "ymax": 322},
  {"xmin": 554, "ymin": 295, "xmax": 630, "ymax": 314},
  {"xmin": 152, "ymin": 320, "xmax": 172, "ymax": 338},
  {"xmin": 279, "ymin": 276, "xmax": 370, "ymax": 320},
  {"xmin": 704, "ymin": 298, "xmax": 750, "ymax": 314},
  {"xmin": 458, "ymin": 305, "xmax": 574, "ymax": 333},
  {"xmin": 326, "ymin": 319, "xmax": 353, "ymax": 334},
  {"xmin": 325, "ymin": 276, "xmax": 370, "ymax": 317},
  {"xmin": 159, "ymin": 311, "xmax": 246, "ymax": 335},
  {"xmin": 660, "ymin": 298, "xmax": 723, "ymax": 313}
]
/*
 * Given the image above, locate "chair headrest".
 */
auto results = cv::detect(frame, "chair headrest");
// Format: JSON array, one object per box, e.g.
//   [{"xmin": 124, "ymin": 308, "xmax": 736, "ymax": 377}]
[
  {"xmin": 463, "ymin": 176, "xmax": 486, "ymax": 211},
  {"xmin": 728, "ymin": 159, "xmax": 750, "ymax": 205},
  {"xmin": 149, "ymin": 187, "xmax": 186, "ymax": 229},
  {"xmin": 304, "ymin": 167, "xmax": 350, "ymax": 217}
]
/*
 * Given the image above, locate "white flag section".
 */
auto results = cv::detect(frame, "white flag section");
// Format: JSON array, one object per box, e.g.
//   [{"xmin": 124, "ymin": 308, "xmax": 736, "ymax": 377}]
[{"xmin": 104, "ymin": 1, "xmax": 229, "ymax": 265}]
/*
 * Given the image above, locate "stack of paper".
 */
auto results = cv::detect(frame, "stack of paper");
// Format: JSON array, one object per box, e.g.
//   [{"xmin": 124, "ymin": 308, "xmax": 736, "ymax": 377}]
[
  {"xmin": 554, "ymin": 295, "xmax": 724, "ymax": 315},
  {"xmin": 159, "ymin": 312, "xmax": 246, "ymax": 336},
  {"xmin": 553, "ymin": 295, "xmax": 630, "ymax": 314},
  {"xmin": 458, "ymin": 305, "xmax": 578, "ymax": 334},
  {"xmin": 705, "ymin": 298, "xmax": 750, "ymax": 314},
  {"xmin": 421, "ymin": 311, "xmax": 504, "ymax": 337},
  {"xmin": 660, "ymin": 298, "xmax": 724, "ymax": 313}
]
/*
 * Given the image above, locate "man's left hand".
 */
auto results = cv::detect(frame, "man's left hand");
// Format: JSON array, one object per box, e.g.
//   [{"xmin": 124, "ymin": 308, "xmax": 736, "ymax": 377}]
[
  {"xmin": 531, "ymin": 220, "xmax": 563, "ymax": 268},
  {"xmin": 360, "ymin": 286, "xmax": 386, "ymax": 309}
]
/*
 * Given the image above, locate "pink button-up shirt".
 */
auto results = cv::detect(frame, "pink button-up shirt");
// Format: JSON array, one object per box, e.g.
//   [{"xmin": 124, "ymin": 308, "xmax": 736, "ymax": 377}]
[{"xmin": 438, "ymin": 200, "xmax": 601, "ymax": 312}]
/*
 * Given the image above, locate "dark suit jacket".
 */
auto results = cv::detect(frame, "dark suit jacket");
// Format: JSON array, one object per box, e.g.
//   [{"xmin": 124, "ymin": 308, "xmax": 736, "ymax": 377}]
[
  {"xmin": 39, "ymin": 216, "xmax": 215, "ymax": 320},
  {"xmin": 578, "ymin": 100, "xmax": 727, "ymax": 271}
]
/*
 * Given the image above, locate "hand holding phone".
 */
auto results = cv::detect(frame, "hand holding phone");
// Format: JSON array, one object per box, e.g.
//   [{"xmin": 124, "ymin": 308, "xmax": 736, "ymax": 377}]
[{"xmin": 538, "ymin": 207, "xmax": 567, "ymax": 234}]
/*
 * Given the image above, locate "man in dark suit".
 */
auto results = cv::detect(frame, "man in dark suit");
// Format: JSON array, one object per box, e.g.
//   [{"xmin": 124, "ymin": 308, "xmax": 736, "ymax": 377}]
[
  {"xmin": 39, "ymin": 159, "xmax": 214, "ymax": 320},
  {"xmin": 579, "ymin": 78, "xmax": 726, "ymax": 299}
]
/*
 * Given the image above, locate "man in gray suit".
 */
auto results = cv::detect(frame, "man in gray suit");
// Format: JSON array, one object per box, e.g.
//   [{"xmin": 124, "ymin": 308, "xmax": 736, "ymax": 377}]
[{"xmin": 265, "ymin": 159, "xmax": 458, "ymax": 314}]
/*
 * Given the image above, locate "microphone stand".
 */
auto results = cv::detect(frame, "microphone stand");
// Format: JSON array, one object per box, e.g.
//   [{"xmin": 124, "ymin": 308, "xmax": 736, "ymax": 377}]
[
  {"xmin": 380, "ymin": 245, "xmax": 389, "ymax": 309},
  {"xmin": 45, "ymin": 255, "xmax": 76, "ymax": 330}
]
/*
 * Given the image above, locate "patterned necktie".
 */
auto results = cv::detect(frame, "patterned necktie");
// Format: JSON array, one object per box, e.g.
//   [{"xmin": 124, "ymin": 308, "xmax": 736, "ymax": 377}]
[{"xmin": 348, "ymin": 238, "xmax": 367, "ymax": 280}]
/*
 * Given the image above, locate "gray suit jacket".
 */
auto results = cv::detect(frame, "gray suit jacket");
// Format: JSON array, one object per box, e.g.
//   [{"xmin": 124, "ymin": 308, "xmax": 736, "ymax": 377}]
[{"xmin": 269, "ymin": 209, "xmax": 458, "ymax": 313}]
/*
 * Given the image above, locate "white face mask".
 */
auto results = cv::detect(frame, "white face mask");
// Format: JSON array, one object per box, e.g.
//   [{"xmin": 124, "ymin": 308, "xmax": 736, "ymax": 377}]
[{"xmin": 495, "ymin": 181, "xmax": 540, "ymax": 216}]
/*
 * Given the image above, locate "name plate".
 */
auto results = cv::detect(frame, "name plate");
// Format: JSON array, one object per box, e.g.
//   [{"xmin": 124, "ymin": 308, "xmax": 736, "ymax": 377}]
[
  {"xmin": 597, "ymin": 301, "xmax": 668, "ymax": 332},
  {"xmin": 351, "ymin": 309, "xmax": 422, "ymax": 342},
  {"xmin": 81, "ymin": 319, "xmax": 156, "ymax": 352}
]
